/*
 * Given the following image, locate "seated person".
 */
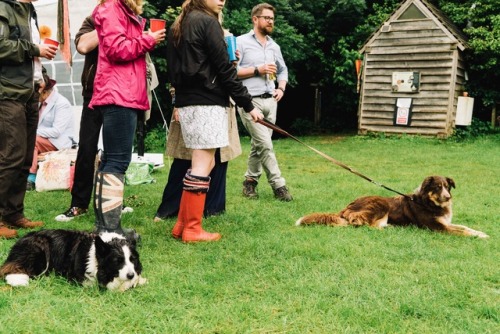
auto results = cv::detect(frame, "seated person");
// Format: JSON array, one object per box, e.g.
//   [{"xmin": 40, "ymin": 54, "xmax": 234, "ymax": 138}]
[{"xmin": 27, "ymin": 74, "xmax": 74, "ymax": 189}]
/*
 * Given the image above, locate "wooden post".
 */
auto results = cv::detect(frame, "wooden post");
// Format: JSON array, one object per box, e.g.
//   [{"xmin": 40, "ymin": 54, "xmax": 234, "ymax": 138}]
[
  {"xmin": 311, "ymin": 83, "xmax": 322, "ymax": 126},
  {"xmin": 314, "ymin": 87, "xmax": 322, "ymax": 126},
  {"xmin": 355, "ymin": 59, "xmax": 362, "ymax": 93},
  {"xmin": 492, "ymin": 103, "xmax": 497, "ymax": 128}
]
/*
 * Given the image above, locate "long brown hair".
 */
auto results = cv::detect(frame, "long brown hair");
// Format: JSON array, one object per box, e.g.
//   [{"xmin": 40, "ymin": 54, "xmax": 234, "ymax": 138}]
[
  {"xmin": 171, "ymin": 0, "xmax": 220, "ymax": 46},
  {"xmin": 98, "ymin": 0, "xmax": 144, "ymax": 15}
]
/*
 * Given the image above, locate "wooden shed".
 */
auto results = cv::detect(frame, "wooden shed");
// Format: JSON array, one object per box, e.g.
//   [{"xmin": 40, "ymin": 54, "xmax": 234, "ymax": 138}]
[{"xmin": 357, "ymin": 0, "xmax": 472, "ymax": 137}]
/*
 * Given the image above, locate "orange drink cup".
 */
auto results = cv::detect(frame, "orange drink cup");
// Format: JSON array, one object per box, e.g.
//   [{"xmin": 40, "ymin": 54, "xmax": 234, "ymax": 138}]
[
  {"xmin": 44, "ymin": 38, "xmax": 59, "ymax": 47},
  {"xmin": 150, "ymin": 19, "xmax": 166, "ymax": 32}
]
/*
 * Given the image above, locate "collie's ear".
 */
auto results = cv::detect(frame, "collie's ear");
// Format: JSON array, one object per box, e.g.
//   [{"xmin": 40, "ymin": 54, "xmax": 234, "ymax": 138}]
[
  {"xmin": 129, "ymin": 238, "xmax": 137, "ymax": 249},
  {"xmin": 446, "ymin": 177, "xmax": 456, "ymax": 190},
  {"xmin": 418, "ymin": 177, "xmax": 432, "ymax": 192},
  {"xmin": 125, "ymin": 235, "xmax": 138, "ymax": 249},
  {"xmin": 94, "ymin": 236, "xmax": 110, "ymax": 259}
]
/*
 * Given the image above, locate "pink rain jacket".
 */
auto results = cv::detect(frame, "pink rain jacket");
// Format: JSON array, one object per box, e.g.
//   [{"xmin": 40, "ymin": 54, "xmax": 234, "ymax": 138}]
[{"xmin": 89, "ymin": 0, "xmax": 156, "ymax": 111}]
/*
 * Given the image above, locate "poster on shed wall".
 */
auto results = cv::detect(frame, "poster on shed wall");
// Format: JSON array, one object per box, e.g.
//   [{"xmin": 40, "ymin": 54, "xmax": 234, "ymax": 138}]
[
  {"xmin": 393, "ymin": 98, "xmax": 413, "ymax": 126},
  {"xmin": 391, "ymin": 72, "xmax": 420, "ymax": 93}
]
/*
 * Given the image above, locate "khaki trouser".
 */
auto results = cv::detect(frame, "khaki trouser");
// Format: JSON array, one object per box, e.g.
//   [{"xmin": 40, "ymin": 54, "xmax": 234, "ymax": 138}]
[{"xmin": 238, "ymin": 97, "xmax": 286, "ymax": 190}]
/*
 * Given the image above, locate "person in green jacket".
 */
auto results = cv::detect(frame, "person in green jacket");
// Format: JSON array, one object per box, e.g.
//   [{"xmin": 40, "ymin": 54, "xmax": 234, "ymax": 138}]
[{"xmin": 0, "ymin": 0, "xmax": 58, "ymax": 238}]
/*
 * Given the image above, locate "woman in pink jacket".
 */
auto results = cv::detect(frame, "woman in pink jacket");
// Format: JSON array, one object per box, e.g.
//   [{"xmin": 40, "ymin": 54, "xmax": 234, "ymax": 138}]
[{"xmin": 89, "ymin": 0, "xmax": 165, "ymax": 238}]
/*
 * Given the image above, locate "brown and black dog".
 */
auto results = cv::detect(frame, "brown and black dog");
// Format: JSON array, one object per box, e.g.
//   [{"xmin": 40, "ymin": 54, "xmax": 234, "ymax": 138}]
[{"xmin": 296, "ymin": 176, "xmax": 488, "ymax": 238}]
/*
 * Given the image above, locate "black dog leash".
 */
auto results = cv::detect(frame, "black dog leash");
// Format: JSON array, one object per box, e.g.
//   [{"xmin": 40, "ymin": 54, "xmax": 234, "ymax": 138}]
[{"xmin": 256, "ymin": 119, "xmax": 412, "ymax": 199}]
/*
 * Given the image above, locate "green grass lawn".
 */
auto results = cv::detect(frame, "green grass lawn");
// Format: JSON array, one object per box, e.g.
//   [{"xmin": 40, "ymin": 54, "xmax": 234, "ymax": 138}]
[{"xmin": 1, "ymin": 134, "xmax": 499, "ymax": 333}]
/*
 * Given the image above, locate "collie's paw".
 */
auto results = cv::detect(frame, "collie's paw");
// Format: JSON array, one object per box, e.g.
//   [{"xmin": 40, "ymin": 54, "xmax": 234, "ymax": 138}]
[
  {"xmin": 5, "ymin": 274, "xmax": 29, "ymax": 287},
  {"xmin": 137, "ymin": 276, "xmax": 147, "ymax": 285},
  {"xmin": 295, "ymin": 217, "xmax": 304, "ymax": 226}
]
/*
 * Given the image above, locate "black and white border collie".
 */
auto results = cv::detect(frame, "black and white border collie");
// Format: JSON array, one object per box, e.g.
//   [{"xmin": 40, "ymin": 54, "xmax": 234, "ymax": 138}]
[{"xmin": 0, "ymin": 229, "xmax": 146, "ymax": 291}]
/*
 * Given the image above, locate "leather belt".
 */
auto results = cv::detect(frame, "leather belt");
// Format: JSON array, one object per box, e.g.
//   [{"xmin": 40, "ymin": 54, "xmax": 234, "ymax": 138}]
[{"xmin": 252, "ymin": 93, "xmax": 273, "ymax": 99}]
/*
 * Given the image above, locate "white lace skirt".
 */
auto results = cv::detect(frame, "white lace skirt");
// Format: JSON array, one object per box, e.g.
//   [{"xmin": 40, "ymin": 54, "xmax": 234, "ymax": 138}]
[{"xmin": 178, "ymin": 105, "xmax": 228, "ymax": 149}]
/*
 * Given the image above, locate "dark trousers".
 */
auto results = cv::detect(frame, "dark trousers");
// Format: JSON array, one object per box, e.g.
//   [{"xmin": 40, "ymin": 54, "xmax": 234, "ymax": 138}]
[
  {"xmin": 70, "ymin": 98, "xmax": 103, "ymax": 209},
  {"xmin": 0, "ymin": 95, "xmax": 39, "ymax": 222},
  {"xmin": 98, "ymin": 105, "xmax": 138, "ymax": 174},
  {"xmin": 156, "ymin": 149, "xmax": 228, "ymax": 218}
]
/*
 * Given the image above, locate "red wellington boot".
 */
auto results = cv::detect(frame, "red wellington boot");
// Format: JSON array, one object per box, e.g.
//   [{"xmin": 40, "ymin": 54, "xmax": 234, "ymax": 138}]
[
  {"xmin": 171, "ymin": 193, "xmax": 187, "ymax": 239},
  {"xmin": 180, "ymin": 190, "xmax": 221, "ymax": 243}
]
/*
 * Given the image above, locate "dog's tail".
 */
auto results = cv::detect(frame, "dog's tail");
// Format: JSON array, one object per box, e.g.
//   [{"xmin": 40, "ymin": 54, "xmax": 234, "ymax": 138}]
[{"xmin": 295, "ymin": 213, "xmax": 348, "ymax": 226}]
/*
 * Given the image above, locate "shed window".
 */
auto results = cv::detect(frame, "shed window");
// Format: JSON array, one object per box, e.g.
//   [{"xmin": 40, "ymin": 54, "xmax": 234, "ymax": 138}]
[{"xmin": 397, "ymin": 4, "xmax": 427, "ymax": 20}]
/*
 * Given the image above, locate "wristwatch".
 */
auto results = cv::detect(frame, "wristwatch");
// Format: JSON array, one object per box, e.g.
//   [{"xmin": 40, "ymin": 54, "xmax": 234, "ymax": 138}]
[
  {"xmin": 277, "ymin": 87, "xmax": 285, "ymax": 93},
  {"xmin": 254, "ymin": 67, "xmax": 259, "ymax": 77}
]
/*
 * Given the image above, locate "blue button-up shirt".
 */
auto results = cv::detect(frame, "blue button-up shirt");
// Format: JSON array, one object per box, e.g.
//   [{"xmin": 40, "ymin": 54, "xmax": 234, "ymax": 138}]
[{"xmin": 236, "ymin": 30, "xmax": 288, "ymax": 96}]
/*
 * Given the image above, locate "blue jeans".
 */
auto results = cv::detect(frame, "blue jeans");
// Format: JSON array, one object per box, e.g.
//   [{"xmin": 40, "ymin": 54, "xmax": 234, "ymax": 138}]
[{"xmin": 97, "ymin": 105, "xmax": 138, "ymax": 174}]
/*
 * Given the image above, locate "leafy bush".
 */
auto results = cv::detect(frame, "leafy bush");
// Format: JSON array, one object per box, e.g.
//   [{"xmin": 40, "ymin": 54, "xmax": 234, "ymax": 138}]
[
  {"xmin": 144, "ymin": 125, "xmax": 167, "ymax": 152},
  {"xmin": 290, "ymin": 118, "xmax": 318, "ymax": 135},
  {"xmin": 451, "ymin": 118, "xmax": 497, "ymax": 141}
]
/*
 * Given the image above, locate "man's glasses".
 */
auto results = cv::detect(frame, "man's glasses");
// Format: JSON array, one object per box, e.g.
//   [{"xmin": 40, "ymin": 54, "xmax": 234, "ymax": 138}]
[{"xmin": 256, "ymin": 16, "xmax": 275, "ymax": 23}]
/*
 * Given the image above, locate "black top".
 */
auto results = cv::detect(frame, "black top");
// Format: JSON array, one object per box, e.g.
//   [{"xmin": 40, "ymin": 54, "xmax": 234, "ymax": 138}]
[
  {"xmin": 74, "ymin": 16, "xmax": 98, "ymax": 99},
  {"xmin": 166, "ymin": 11, "xmax": 254, "ymax": 112}
]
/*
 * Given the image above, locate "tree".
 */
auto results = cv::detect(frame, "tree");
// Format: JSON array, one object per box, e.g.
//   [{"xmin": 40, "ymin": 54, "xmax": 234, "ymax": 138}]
[
  {"xmin": 143, "ymin": 0, "xmax": 499, "ymax": 131},
  {"xmin": 438, "ymin": 0, "xmax": 500, "ymax": 120},
  {"xmin": 227, "ymin": 0, "xmax": 373, "ymax": 130}
]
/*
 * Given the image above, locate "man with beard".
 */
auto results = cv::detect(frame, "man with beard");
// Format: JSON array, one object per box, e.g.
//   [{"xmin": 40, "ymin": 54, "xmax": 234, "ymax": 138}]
[{"xmin": 236, "ymin": 2, "xmax": 292, "ymax": 202}]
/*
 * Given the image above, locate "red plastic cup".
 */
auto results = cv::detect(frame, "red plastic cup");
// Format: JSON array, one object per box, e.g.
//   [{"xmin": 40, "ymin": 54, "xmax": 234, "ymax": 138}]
[
  {"xmin": 44, "ymin": 38, "xmax": 59, "ymax": 47},
  {"xmin": 150, "ymin": 19, "xmax": 166, "ymax": 32}
]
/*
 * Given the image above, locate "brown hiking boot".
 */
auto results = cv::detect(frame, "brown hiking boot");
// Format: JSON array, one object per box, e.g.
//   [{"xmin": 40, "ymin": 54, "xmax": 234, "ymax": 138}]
[
  {"xmin": 273, "ymin": 186, "xmax": 293, "ymax": 202},
  {"xmin": 242, "ymin": 179, "xmax": 258, "ymax": 199},
  {"xmin": 0, "ymin": 223, "xmax": 18, "ymax": 239},
  {"xmin": 4, "ymin": 217, "xmax": 44, "ymax": 229}
]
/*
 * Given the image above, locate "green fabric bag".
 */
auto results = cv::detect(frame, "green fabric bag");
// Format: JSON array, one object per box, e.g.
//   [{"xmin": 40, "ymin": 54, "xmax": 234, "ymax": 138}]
[{"xmin": 125, "ymin": 162, "xmax": 155, "ymax": 185}]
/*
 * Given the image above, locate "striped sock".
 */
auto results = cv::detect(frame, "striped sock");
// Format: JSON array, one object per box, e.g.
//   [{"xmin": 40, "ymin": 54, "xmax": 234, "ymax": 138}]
[{"xmin": 183, "ymin": 170, "xmax": 210, "ymax": 193}]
